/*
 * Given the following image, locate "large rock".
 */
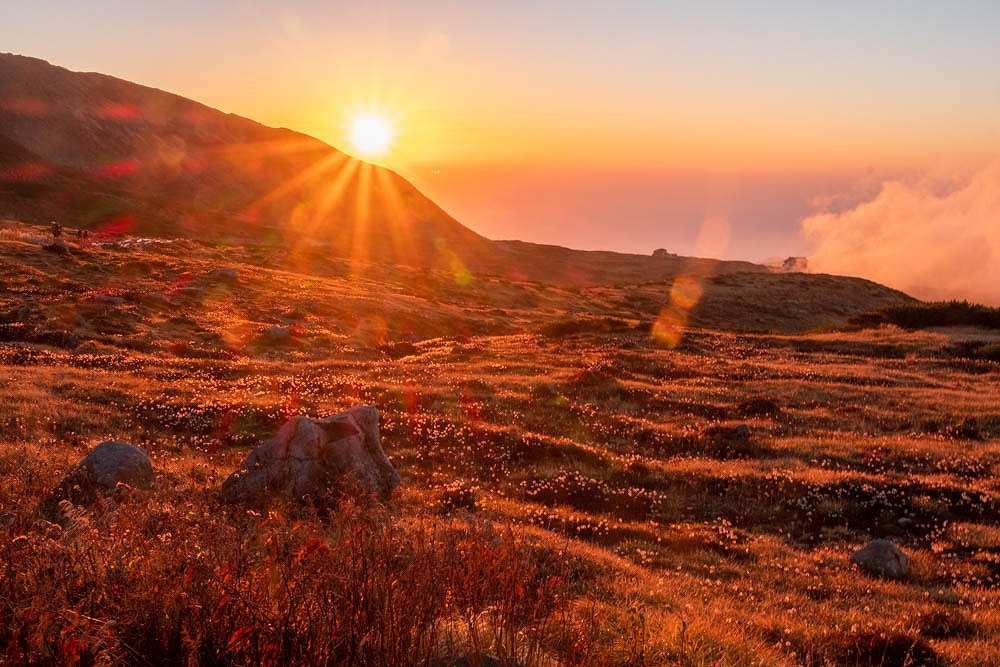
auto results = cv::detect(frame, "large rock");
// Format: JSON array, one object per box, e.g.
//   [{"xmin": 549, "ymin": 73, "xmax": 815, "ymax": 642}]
[
  {"xmin": 851, "ymin": 539, "xmax": 910, "ymax": 579},
  {"xmin": 42, "ymin": 441, "xmax": 154, "ymax": 517},
  {"xmin": 221, "ymin": 406, "xmax": 399, "ymax": 506}
]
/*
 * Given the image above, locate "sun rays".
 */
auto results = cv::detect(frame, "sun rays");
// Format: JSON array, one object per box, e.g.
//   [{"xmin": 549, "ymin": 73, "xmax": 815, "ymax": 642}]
[{"xmin": 228, "ymin": 129, "xmax": 427, "ymax": 280}]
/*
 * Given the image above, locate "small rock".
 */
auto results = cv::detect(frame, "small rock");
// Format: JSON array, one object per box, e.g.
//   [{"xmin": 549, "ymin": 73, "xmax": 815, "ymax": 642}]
[
  {"xmin": 0, "ymin": 305, "xmax": 36, "ymax": 324},
  {"xmin": 92, "ymin": 294, "xmax": 125, "ymax": 305},
  {"xmin": 221, "ymin": 406, "xmax": 400, "ymax": 506},
  {"xmin": 168, "ymin": 314, "xmax": 198, "ymax": 327},
  {"xmin": 42, "ymin": 441, "xmax": 154, "ymax": 518},
  {"xmin": 738, "ymin": 397, "xmax": 780, "ymax": 417},
  {"xmin": 378, "ymin": 340, "xmax": 419, "ymax": 358},
  {"xmin": 260, "ymin": 325, "xmax": 291, "ymax": 345},
  {"xmin": 171, "ymin": 287, "xmax": 204, "ymax": 299},
  {"xmin": 703, "ymin": 423, "xmax": 752, "ymax": 441},
  {"xmin": 851, "ymin": 539, "xmax": 910, "ymax": 579},
  {"xmin": 42, "ymin": 240, "xmax": 71, "ymax": 255},
  {"xmin": 897, "ymin": 516, "xmax": 917, "ymax": 530},
  {"xmin": 207, "ymin": 267, "xmax": 239, "ymax": 283}
]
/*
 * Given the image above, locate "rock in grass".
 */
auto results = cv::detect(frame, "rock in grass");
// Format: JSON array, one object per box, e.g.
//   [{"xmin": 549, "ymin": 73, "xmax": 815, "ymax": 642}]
[
  {"xmin": 260, "ymin": 325, "xmax": 291, "ymax": 345},
  {"xmin": 221, "ymin": 406, "xmax": 399, "ymax": 506},
  {"xmin": 851, "ymin": 539, "xmax": 910, "ymax": 579},
  {"xmin": 738, "ymin": 397, "xmax": 780, "ymax": 417},
  {"xmin": 207, "ymin": 267, "xmax": 239, "ymax": 283},
  {"xmin": 42, "ymin": 441, "xmax": 154, "ymax": 518}
]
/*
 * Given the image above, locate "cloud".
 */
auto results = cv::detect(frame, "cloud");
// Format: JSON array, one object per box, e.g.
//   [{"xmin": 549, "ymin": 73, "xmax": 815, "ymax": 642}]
[{"xmin": 802, "ymin": 163, "xmax": 1000, "ymax": 305}]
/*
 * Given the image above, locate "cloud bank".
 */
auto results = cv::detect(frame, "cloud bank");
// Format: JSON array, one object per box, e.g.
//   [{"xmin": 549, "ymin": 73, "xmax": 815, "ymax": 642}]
[{"xmin": 803, "ymin": 163, "xmax": 1000, "ymax": 305}]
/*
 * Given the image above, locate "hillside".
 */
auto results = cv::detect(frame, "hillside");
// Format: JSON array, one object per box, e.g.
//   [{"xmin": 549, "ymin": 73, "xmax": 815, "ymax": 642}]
[
  {"xmin": 0, "ymin": 53, "xmax": 495, "ymax": 271},
  {"xmin": 0, "ymin": 53, "xmax": 918, "ymax": 304}
]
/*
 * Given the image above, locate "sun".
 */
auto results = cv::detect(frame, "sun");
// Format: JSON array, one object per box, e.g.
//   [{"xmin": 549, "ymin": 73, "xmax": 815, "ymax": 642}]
[{"xmin": 349, "ymin": 115, "xmax": 394, "ymax": 158}]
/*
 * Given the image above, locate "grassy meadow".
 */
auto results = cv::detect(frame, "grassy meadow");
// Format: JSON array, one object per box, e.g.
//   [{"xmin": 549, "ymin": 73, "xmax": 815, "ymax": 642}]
[{"xmin": 1, "ymin": 221, "xmax": 998, "ymax": 665}]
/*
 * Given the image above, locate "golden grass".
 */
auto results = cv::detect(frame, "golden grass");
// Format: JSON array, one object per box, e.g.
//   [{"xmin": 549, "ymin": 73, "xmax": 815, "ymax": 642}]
[{"xmin": 0, "ymin": 221, "xmax": 997, "ymax": 664}]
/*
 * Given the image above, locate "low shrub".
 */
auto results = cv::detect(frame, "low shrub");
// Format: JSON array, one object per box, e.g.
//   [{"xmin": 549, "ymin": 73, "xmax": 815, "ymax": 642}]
[{"xmin": 850, "ymin": 300, "xmax": 1000, "ymax": 330}]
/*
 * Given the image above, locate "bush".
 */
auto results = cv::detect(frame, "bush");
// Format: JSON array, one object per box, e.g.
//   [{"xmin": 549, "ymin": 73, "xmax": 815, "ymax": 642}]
[
  {"xmin": 0, "ymin": 496, "xmax": 575, "ymax": 665},
  {"xmin": 850, "ymin": 300, "xmax": 1000, "ymax": 330}
]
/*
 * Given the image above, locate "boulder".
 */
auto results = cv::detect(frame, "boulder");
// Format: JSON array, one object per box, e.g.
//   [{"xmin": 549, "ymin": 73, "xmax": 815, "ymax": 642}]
[
  {"xmin": 42, "ymin": 441, "xmax": 154, "ymax": 517},
  {"xmin": 221, "ymin": 406, "xmax": 400, "ymax": 506},
  {"xmin": 851, "ymin": 539, "xmax": 910, "ymax": 579}
]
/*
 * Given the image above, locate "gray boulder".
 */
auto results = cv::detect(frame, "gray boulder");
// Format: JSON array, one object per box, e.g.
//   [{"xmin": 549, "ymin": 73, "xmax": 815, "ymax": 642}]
[
  {"xmin": 42, "ymin": 441, "xmax": 154, "ymax": 518},
  {"xmin": 851, "ymin": 539, "xmax": 910, "ymax": 579},
  {"xmin": 221, "ymin": 406, "xmax": 400, "ymax": 506}
]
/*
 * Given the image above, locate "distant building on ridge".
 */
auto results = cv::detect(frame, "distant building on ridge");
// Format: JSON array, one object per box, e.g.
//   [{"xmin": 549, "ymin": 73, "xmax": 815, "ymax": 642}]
[{"xmin": 781, "ymin": 256, "xmax": 808, "ymax": 272}]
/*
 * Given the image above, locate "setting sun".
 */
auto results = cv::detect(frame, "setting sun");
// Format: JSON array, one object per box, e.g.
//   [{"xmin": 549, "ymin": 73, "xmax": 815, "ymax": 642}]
[
  {"xmin": 349, "ymin": 115, "xmax": 394, "ymax": 158},
  {"xmin": 4, "ymin": 3, "xmax": 1000, "ymax": 663}
]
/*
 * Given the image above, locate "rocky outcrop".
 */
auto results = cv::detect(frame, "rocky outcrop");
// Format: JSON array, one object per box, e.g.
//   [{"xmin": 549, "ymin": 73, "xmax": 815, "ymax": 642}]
[{"xmin": 221, "ymin": 406, "xmax": 399, "ymax": 506}]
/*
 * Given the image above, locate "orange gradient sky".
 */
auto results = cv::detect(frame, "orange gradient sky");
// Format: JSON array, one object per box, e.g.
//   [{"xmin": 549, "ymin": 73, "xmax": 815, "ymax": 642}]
[{"xmin": 2, "ymin": 1, "xmax": 999, "ymax": 287}]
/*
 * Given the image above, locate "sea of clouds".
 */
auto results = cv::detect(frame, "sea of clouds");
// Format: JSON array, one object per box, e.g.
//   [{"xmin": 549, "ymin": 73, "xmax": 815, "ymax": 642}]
[{"xmin": 803, "ymin": 162, "xmax": 1000, "ymax": 305}]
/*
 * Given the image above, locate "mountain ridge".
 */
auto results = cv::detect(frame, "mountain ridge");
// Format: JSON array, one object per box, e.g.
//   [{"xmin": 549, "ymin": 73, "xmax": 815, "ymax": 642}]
[
  {"xmin": 0, "ymin": 52, "xmax": 494, "ymax": 269},
  {"xmin": 1, "ymin": 52, "xmax": 916, "ymax": 320}
]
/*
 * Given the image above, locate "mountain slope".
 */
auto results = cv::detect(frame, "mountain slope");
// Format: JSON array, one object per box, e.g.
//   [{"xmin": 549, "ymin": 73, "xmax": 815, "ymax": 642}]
[
  {"xmin": 0, "ymin": 53, "xmax": 492, "ymax": 268},
  {"xmin": 1, "ymin": 53, "xmax": 916, "ymax": 323}
]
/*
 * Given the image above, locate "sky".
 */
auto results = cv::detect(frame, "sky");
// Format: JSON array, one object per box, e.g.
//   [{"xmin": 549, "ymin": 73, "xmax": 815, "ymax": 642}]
[{"xmin": 2, "ymin": 1, "xmax": 999, "ymax": 299}]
